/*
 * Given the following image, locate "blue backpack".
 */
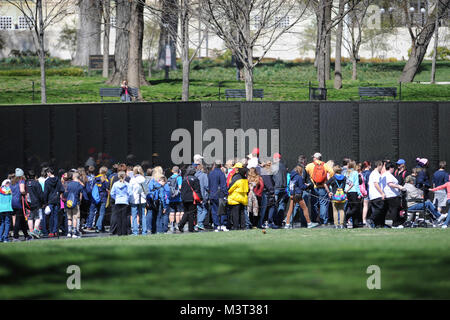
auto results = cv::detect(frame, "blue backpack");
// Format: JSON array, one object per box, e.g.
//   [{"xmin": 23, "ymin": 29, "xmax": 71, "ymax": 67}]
[
  {"xmin": 91, "ymin": 183, "xmax": 101, "ymax": 204},
  {"xmin": 66, "ymin": 191, "xmax": 77, "ymax": 209}
]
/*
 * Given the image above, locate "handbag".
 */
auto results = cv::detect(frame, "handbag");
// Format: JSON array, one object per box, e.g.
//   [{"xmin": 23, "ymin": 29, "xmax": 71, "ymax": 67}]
[{"xmin": 186, "ymin": 177, "xmax": 202, "ymax": 205}]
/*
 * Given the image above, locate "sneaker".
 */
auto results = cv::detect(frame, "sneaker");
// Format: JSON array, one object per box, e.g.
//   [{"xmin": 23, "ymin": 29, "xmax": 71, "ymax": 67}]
[
  {"xmin": 438, "ymin": 214, "xmax": 447, "ymax": 222},
  {"xmin": 221, "ymin": 226, "xmax": 229, "ymax": 232},
  {"xmin": 307, "ymin": 222, "xmax": 319, "ymax": 229},
  {"xmin": 25, "ymin": 235, "xmax": 33, "ymax": 241},
  {"xmin": 392, "ymin": 225, "xmax": 404, "ymax": 229},
  {"xmin": 366, "ymin": 219, "xmax": 375, "ymax": 229},
  {"xmin": 214, "ymin": 227, "xmax": 220, "ymax": 232},
  {"xmin": 284, "ymin": 224, "xmax": 290, "ymax": 229},
  {"xmin": 197, "ymin": 225, "xmax": 205, "ymax": 231},
  {"xmin": 12, "ymin": 238, "xmax": 20, "ymax": 242},
  {"xmin": 72, "ymin": 233, "xmax": 79, "ymax": 238},
  {"xmin": 67, "ymin": 233, "xmax": 72, "ymax": 238},
  {"xmin": 48, "ymin": 233, "xmax": 54, "ymax": 238},
  {"xmin": 442, "ymin": 225, "xmax": 448, "ymax": 229}
]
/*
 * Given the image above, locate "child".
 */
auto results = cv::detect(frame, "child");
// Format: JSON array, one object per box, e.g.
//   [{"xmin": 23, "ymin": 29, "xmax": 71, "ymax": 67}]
[
  {"xmin": 0, "ymin": 180, "xmax": 12, "ymax": 242},
  {"xmin": 325, "ymin": 165, "xmax": 349, "ymax": 229},
  {"xmin": 153, "ymin": 176, "xmax": 170, "ymax": 234},
  {"xmin": 110, "ymin": 171, "xmax": 132, "ymax": 236},
  {"xmin": 64, "ymin": 172, "xmax": 88, "ymax": 238}
]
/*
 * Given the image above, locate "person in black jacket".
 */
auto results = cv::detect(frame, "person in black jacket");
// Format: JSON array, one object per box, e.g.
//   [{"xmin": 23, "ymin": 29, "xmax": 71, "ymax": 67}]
[
  {"xmin": 258, "ymin": 161, "xmax": 276, "ymax": 229},
  {"xmin": 272, "ymin": 153, "xmax": 287, "ymax": 227},
  {"xmin": 178, "ymin": 167, "xmax": 202, "ymax": 233},
  {"xmin": 44, "ymin": 168, "xmax": 64, "ymax": 238},
  {"xmin": 26, "ymin": 170, "xmax": 45, "ymax": 239}
]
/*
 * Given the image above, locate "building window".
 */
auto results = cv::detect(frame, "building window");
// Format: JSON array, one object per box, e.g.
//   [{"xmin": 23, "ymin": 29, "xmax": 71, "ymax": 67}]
[
  {"xmin": 110, "ymin": 16, "xmax": 116, "ymax": 27},
  {"xmin": 18, "ymin": 16, "xmax": 33, "ymax": 29},
  {"xmin": 275, "ymin": 16, "xmax": 289, "ymax": 28},
  {"xmin": 0, "ymin": 16, "xmax": 13, "ymax": 30},
  {"xmin": 253, "ymin": 15, "xmax": 262, "ymax": 29}
]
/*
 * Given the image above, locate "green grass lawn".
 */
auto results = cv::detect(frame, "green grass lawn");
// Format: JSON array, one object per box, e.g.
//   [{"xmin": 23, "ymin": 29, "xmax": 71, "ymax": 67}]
[
  {"xmin": 0, "ymin": 228, "xmax": 449, "ymax": 299},
  {"xmin": 1, "ymin": 61, "xmax": 449, "ymax": 105}
]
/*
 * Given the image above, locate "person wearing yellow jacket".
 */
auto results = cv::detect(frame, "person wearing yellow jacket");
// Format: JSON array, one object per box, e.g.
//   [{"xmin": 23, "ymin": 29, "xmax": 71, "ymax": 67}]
[{"xmin": 227, "ymin": 163, "xmax": 249, "ymax": 230}]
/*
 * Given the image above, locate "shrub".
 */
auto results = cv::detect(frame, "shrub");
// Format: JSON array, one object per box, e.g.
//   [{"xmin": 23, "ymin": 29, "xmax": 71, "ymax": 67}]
[{"xmin": 0, "ymin": 67, "xmax": 83, "ymax": 76}]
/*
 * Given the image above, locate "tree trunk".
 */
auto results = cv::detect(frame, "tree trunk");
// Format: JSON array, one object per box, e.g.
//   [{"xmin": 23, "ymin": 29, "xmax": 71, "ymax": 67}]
[
  {"xmin": 157, "ymin": 0, "xmax": 178, "ymax": 71},
  {"xmin": 37, "ymin": 0, "xmax": 46, "ymax": 104},
  {"xmin": 316, "ymin": 0, "xmax": 329, "ymax": 89},
  {"xmin": 400, "ymin": 0, "xmax": 449, "ymax": 83},
  {"xmin": 244, "ymin": 66, "xmax": 253, "ymax": 101},
  {"xmin": 324, "ymin": 1, "xmax": 331, "ymax": 81},
  {"xmin": 107, "ymin": 0, "xmax": 131, "ymax": 85},
  {"xmin": 334, "ymin": 0, "xmax": 345, "ymax": 89},
  {"xmin": 430, "ymin": 8, "xmax": 439, "ymax": 84},
  {"xmin": 352, "ymin": 58, "xmax": 357, "ymax": 80},
  {"xmin": 137, "ymin": 2, "xmax": 147, "ymax": 86},
  {"xmin": 181, "ymin": 0, "xmax": 190, "ymax": 101},
  {"xmin": 73, "ymin": 0, "xmax": 102, "ymax": 66},
  {"xmin": 102, "ymin": 0, "xmax": 110, "ymax": 78},
  {"xmin": 127, "ymin": 1, "xmax": 142, "ymax": 100}
]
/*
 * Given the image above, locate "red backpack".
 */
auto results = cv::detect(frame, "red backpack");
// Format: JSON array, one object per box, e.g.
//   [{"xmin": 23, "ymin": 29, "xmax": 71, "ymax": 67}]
[{"xmin": 312, "ymin": 162, "xmax": 327, "ymax": 184}]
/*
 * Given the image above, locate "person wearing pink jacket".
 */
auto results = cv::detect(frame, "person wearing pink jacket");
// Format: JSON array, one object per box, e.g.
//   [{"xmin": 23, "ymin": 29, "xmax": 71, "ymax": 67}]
[{"xmin": 430, "ymin": 181, "xmax": 450, "ymax": 228}]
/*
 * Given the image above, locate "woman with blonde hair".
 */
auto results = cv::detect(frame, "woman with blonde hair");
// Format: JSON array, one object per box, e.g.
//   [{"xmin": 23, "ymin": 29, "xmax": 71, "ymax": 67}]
[
  {"xmin": 129, "ymin": 165, "xmax": 148, "ymax": 235},
  {"xmin": 247, "ymin": 167, "xmax": 264, "ymax": 227},
  {"xmin": 146, "ymin": 165, "xmax": 164, "ymax": 233}
]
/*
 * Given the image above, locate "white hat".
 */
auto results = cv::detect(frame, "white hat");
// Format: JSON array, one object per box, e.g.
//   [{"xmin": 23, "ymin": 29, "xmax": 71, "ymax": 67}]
[
  {"xmin": 313, "ymin": 152, "xmax": 322, "ymax": 159},
  {"xmin": 193, "ymin": 154, "xmax": 204, "ymax": 164},
  {"xmin": 1, "ymin": 179, "xmax": 10, "ymax": 187}
]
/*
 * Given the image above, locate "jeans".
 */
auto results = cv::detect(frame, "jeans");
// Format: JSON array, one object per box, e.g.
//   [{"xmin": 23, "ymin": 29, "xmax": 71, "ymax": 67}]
[
  {"xmin": 408, "ymin": 200, "xmax": 441, "ymax": 219},
  {"xmin": 443, "ymin": 200, "xmax": 450, "ymax": 226},
  {"xmin": 244, "ymin": 206, "xmax": 252, "ymax": 229},
  {"xmin": 87, "ymin": 202, "xmax": 106, "ymax": 229},
  {"xmin": 49, "ymin": 204, "xmax": 59, "ymax": 234},
  {"xmin": 131, "ymin": 204, "xmax": 147, "ymax": 235},
  {"xmin": 196, "ymin": 203, "xmax": 208, "ymax": 228},
  {"xmin": 311, "ymin": 188, "xmax": 329, "ymax": 224},
  {"xmin": 274, "ymin": 189, "xmax": 287, "ymax": 225},
  {"xmin": 146, "ymin": 208, "xmax": 155, "ymax": 234},
  {"xmin": 258, "ymin": 191, "xmax": 275, "ymax": 228},
  {"xmin": 0, "ymin": 212, "xmax": 11, "ymax": 241},
  {"xmin": 210, "ymin": 199, "xmax": 227, "ymax": 228},
  {"xmin": 40, "ymin": 210, "xmax": 48, "ymax": 236}
]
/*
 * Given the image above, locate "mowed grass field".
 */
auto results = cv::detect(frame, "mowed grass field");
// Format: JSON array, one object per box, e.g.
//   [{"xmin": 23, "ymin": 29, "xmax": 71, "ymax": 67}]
[
  {"xmin": 0, "ymin": 228, "xmax": 449, "ymax": 300},
  {"xmin": 1, "ymin": 61, "xmax": 449, "ymax": 104}
]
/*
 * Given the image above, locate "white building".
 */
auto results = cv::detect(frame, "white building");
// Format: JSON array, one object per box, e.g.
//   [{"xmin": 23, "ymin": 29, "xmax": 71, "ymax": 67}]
[{"xmin": 0, "ymin": 1, "xmax": 448, "ymax": 62}]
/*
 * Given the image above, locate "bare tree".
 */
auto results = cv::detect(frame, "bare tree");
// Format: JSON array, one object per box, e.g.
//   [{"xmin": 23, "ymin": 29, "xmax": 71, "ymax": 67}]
[
  {"xmin": 73, "ymin": 0, "xmax": 102, "ymax": 66},
  {"xmin": 144, "ymin": 20, "xmax": 160, "ymax": 79},
  {"xmin": 6, "ymin": 0, "xmax": 74, "ymax": 103},
  {"xmin": 399, "ymin": 0, "xmax": 450, "ymax": 83},
  {"xmin": 342, "ymin": 0, "xmax": 370, "ymax": 81},
  {"xmin": 430, "ymin": 0, "xmax": 440, "ymax": 84},
  {"xmin": 312, "ymin": 0, "xmax": 359, "ymax": 89},
  {"xmin": 200, "ymin": 0, "xmax": 311, "ymax": 101}
]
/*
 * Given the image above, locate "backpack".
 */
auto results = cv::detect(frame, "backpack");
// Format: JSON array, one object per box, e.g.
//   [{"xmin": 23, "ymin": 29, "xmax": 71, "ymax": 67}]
[
  {"xmin": 66, "ymin": 191, "xmax": 77, "ymax": 209},
  {"xmin": 359, "ymin": 173, "xmax": 368, "ymax": 197},
  {"xmin": 168, "ymin": 176, "xmax": 180, "ymax": 199},
  {"xmin": 91, "ymin": 183, "xmax": 101, "ymax": 204},
  {"xmin": 312, "ymin": 162, "xmax": 327, "ymax": 184},
  {"xmin": 332, "ymin": 181, "xmax": 347, "ymax": 203}
]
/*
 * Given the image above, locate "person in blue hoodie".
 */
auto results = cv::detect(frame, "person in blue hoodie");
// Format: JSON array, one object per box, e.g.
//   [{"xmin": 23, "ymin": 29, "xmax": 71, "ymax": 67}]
[
  {"xmin": 87, "ymin": 166, "xmax": 109, "ymax": 233},
  {"xmin": 168, "ymin": 166, "xmax": 183, "ymax": 233},
  {"xmin": 208, "ymin": 160, "xmax": 228, "ymax": 232},
  {"xmin": 325, "ymin": 165, "xmax": 348, "ymax": 229},
  {"xmin": 0, "ymin": 179, "xmax": 13, "ymax": 242},
  {"xmin": 151, "ymin": 176, "xmax": 170, "ymax": 233},
  {"xmin": 110, "ymin": 171, "xmax": 132, "ymax": 236},
  {"xmin": 194, "ymin": 164, "xmax": 209, "ymax": 231},
  {"xmin": 284, "ymin": 166, "xmax": 318, "ymax": 229}
]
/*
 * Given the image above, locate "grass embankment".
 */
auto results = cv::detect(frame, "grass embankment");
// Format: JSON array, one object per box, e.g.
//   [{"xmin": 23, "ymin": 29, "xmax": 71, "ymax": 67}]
[{"xmin": 1, "ymin": 60, "xmax": 449, "ymax": 104}]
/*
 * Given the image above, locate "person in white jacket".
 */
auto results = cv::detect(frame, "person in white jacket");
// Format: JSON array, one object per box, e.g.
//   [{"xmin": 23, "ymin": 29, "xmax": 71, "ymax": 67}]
[{"xmin": 129, "ymin": 166, "xmax": 148, "ymax": 235}]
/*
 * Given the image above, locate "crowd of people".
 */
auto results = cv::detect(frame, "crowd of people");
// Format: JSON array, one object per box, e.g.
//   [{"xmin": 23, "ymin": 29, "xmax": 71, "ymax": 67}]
[{"xmin": 1, "ymin": 149, "xmax": 449, "ymax": 242}]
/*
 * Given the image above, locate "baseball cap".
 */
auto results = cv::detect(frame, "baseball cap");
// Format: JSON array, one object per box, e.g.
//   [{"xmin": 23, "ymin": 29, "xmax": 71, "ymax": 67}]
[
  {"xmin": 252, "ymin": 148, "xmax": 260, "ymax": 156},
  {"xmin": 273, "ymin": 153, "xmax": 281, "ymax": 159},
  {"xmin": 214, "ymin": 159, "xmax": 222, "ymax": 165},
  {"xmin": 312, "ymin": 152, "xmax": 322, "ymax": 159},
  {"xmin": 193, "ymin": 154, "xmax": 204, "ymax": 164},
  {"xmin": 396, "ymin": 159, "xmax": 406, "ymax": 165},
  {"xmin": 233, "ymin": 162, "xmax": 243, "ymax": 169}
]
